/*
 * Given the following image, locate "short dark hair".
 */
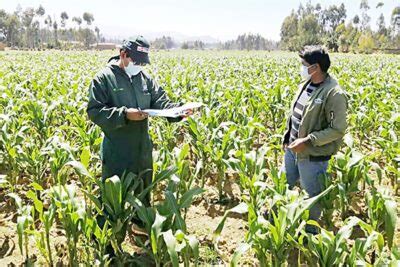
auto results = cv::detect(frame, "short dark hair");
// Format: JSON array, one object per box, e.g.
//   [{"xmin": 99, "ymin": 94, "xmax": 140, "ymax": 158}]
[{"xmin": 299, "ymin": 46, "xmax": 331, "ymax": 73}]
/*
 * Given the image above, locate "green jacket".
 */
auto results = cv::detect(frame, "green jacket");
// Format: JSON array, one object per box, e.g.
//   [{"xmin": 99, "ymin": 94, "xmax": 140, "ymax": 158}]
[
  {"xmin": 87, "ymin": 56, "xmax": 181, "ymax": 180},
  {"xmin": 283, "ymin": 75, "xmax": 348, "ymax": 160}
]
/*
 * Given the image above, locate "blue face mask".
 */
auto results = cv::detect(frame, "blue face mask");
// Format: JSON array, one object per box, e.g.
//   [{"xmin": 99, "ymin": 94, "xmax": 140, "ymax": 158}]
[
  {"xmin": 125, "ymin": 62, "xmax": 142, "ymax": 77},
  {"xmin": 300, "ymin": 64, "xmax": 315, "ymax": 80}
]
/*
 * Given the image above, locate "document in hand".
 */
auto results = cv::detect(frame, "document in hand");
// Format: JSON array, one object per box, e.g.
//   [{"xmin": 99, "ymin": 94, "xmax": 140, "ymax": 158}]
[{"xmin": 143, "ymin": 102, "xmax": 204, "ymax": 118}]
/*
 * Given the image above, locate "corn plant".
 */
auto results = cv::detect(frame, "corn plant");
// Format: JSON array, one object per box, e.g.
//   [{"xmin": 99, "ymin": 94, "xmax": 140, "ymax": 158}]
[
  {"xmin": 333, "ymin": 148, "xmax": 369, "ymax": 219},
  {"xmin": 18, "ymin": 142, "xmax": 47, "ymax": 186},
  {"xmin": 252, "ymin": 185, "xmax": 334, "ymax": 266},
  {"xmin": 86, "ymin": 173, "xmax": 139, "ymax": 260},
  {"xmin": 225, "ymin": 146, "xmax": 272, "ymax": 214},
  {"xmin": 51, "ymin": 184, "xmax": 87, "ymax": 266},
  {"xmin": 215, "ymin": 184, "xmax": 334, "ymax": 266},
  {"xmin": 0, "ymin": 119, "xmax": 28, "ymax": 190},
  {"xmin": 299, "ymin": 217, "xmax": 385, "ymax": 266},
  {"xmin": 365, "ymin": 187, "xmax": 397, "ymax": 249},
  {"xmin": 133, "ymin": 205, "xmax": 200, "ymax": 267},
  {"xmin": 8, "ymin": 182, "xmax": 58, "ymax": 265},
  {"xmin": 26, "ymin": 185, "xmax": 56, "ymax": 266},
  {"xmin": 186, "ymin": 116, "xmax": 213, "ymax": 187},
  {"xmin": 8, "ymin": 193, "xmax": 34, "ymax": 264},
  {"xmin": 208, "ymin": 122, "xmax": 238, "ymax": 202},
  {"xmin": 318, "ymin": 172, "xmax": 338, "ymax": 229},
  {"xmin": 163, "ymin": 229, "xmax": 199, "ymax": 267},
  {"xmin": 171, "ymin": 144, "xmax": 198, "ymax": 201},
  {"xmin": 373, "ymin": 126, "xmax": 399, "ymax": 192},
  {"xmin": 43, "ymin": 135, "xmax": 74, "ymax": 185},
  {"xmin": 348, "ymin": 231, "xmax": 385, "ymax": 266},
  {"xmin": 132, "ymin": 169, "xmax": 203, "ymax": 267},
  {"xmin": 80, "ymin": 214, "xmax": 112, "ymax": 266},
  {"xmin": 61, "ymin": 146, "xmax": 95, "ymax": 213},
  {"xmin": 1, "ymin": 51, "xmax": 400, "ymax": 266}
]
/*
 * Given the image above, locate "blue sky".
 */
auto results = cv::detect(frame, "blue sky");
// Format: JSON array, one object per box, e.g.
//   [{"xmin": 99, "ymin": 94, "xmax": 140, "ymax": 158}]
[{"xmin": 2, "ymin": 0, "xmax": 398, "ymax": 41}]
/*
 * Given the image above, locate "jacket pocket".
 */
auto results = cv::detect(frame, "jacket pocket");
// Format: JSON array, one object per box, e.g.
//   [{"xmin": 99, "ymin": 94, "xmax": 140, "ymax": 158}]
[
  {"xmin": 137, "ymin": 92, "xmax": 152, "ymax": 109},
  {"xmin": 304, "ymin": 141, "xmax": 337, "ymax": 156}
]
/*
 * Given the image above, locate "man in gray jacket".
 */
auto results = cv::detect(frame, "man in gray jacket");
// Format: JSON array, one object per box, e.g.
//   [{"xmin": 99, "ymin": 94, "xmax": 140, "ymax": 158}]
[{"xmin": 282, "ymin": 46, "xmax": 348, "ymax": 233}]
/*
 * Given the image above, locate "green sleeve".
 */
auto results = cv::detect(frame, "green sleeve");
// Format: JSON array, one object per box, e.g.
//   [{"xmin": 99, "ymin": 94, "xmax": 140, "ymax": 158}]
[
  {"xmin": 86, "ymin": 74, "xmax": 128, "ymax": 130},
  {"xmin": 308, "ymin": 88, "xmax": 348, "ymax": 146},
  {"xmin": 147, "ymin": 76, "xmax": 183, "ymax": 123}
]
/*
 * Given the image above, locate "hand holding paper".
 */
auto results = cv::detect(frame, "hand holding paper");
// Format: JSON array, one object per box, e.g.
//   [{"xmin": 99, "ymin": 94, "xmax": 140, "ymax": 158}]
[{"xmin": 143, "ymin": 102, "xmax": 203, "ymax": 118}]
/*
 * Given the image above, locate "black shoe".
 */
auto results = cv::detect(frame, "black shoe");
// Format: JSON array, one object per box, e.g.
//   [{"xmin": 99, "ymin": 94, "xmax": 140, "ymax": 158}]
[
  {"xmin": 263, "ymin": 207, "xmax": 277, "ymax": 224},
  {"xmin": 305, "ymin": 224, "xmax": 319, "ymax": 235},
  {"xmin": 131, "ymin": 216, "xmax": 145, "ymax": 229}
]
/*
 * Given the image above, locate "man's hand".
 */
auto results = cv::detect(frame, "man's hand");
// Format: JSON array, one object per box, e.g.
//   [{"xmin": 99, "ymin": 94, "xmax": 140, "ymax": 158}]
[
  {"xmin": 288, "ymin": 137, "xmax": 310, "ymax": 153},
  {"xmin": 126, "ymin": 108, "xmax": 148, "ymax": 121},
  {"xmin": 181, "ymin": 108, "xmax": 193, "ymax": 119}
]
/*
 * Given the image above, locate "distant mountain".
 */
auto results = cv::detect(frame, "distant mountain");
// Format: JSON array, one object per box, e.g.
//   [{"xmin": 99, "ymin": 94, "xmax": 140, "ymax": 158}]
[
  {"xmin": 102, "ymin": 27, "xmax": 220, "ymax": 44},
  {"xmin": 139, "ymin": 31, "xmax": 220, "ymax": 44},
  {"xmin": 183, "ymin": 35, "xmax": 219, "ymax": 44}
]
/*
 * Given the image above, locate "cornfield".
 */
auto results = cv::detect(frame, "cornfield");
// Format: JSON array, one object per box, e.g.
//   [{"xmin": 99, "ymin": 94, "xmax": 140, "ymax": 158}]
[{"xmin": 0, "ymin": 50, "xmax": 399, "ymax": 266}]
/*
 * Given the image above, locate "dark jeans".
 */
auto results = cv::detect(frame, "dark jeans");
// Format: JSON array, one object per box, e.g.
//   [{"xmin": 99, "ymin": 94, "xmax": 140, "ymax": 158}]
[{"xmin": 282, "ymin": 148, "xmax": 329, "ymax": 234}]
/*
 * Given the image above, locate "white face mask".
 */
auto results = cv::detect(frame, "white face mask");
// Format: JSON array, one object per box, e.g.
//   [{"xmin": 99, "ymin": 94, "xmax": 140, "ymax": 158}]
[
  {"xmin": 300, "ymin": 65, "xmax": 314, "ymax": 80},
  {"xmin": 124, "ymin": 61, "xmax": 142, "ymax": 77}
]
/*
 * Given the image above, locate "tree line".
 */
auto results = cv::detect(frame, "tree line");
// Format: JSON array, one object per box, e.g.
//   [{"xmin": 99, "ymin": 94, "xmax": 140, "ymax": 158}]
[
  {"xmin": 0, "ymin": 5, "xmax": 102, "ymax": 49},
  {"xmin": 218, "ymin": 33, "xmax": 278, "ymax": 51},
  {"xmin": 151, "ymin": 36, "xmax": 207, "ymax": 50},
  {"xmin": 151, "ymin": 34, "xmax": 278, "ymax": 51},
  {"xmin": 280, "ymin": 1, "xmax": 400, "ymax": 53},
  {"xmin": 1, "ymin": 1, "xmax": 399, "ymax": 53}
]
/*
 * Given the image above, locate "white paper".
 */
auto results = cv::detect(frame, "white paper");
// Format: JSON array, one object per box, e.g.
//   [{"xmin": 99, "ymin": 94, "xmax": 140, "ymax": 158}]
[{"xmin": 143, "ymin": 102, "xmax": 204, "ymax": 118}]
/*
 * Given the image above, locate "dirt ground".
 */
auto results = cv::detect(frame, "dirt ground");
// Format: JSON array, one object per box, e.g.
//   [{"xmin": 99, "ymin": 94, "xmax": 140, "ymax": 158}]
[
  {"xmin": 0, "ymin": 176, "xmax": 399, "ymax": 266},
  {"xmin": 0, "ymin": 176, "xmax": 252, "ymax": 266}
]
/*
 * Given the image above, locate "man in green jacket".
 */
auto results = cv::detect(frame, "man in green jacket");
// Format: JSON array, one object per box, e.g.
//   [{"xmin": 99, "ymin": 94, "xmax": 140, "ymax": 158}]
[
  {"xmin": 87, "ymin": 36, "xmax": 191, "ymax": 206},
  {"xmin": 282, "ymin": 46, "xmax": 348, "ymax": 233}
]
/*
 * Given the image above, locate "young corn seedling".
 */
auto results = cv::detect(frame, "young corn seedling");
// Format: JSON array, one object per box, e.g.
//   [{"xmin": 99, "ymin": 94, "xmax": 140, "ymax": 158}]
[
  {"xmin": 8, "ymin": 193, "xmax": 34, "ymax": 265},
  {"xmin": 366, "ymin": 187, "xmax": 397, "ymax": 249},
  {"xmin": 162, "ymin": 229, "xmax": 199, "ymax": 267},
  {"xmin": 51, "ymin": 184, "xmax": 87, "ymax": 266},
  {"xmin": 255, "ymin": 185, "xmax": 334, "ymax": 266},
  {"xmin": 186, "ymin": 117, "xmax": 213, "ymax": 187},
  {"xmin": 208, "ymin": 122, "xmax": 238, "ymax": 202},
  {"xmin": 132, "ymin": 168, "xmax": 203, "ymax": 267},
  {"xmin": 61, "ymin": 146, "xmax": 95, "ymax": 213},
  {"xmin": 134, "ymin": 203, "xmax": 200, "ymax": 267},
  {"xmin": 25, "ymin": 184, "xmax": 56, "ymax": 266},
  {"xmin": 0, "ymin": 118, "xmax": 29, "ymax": 191},
  {"xmin": 84, "ymin": 168, "xmax": 175, "ymax": 262},
  {"xmin": 80, "ymin": 214, "xmax": 112, "ymax": 266},
  {"xmin": 214, "ymin": 185, "xmax": 334, "ymax": 266},
  {"xmin": 172, "ymin": 144, "xmax": 195, "ymax": 200},
  {"xmin": 299, "ymin": 217, "xmax": 383, "ymax": 266},
  {"xmin": 43, "ymin": 135, "xmax": 74, "ymax": 185},
  {"xmin": 225, "ymin": 146, "xmax": 269, "ymax": 194},
  {"xmin": 333, "ymin": 148, "xmax": 369, "ymax": 219},
  {"xmin": 87, "ymin": 173, "xmax": 139, "ymax": 260},
  {"xmin": 348, "ymin": 226, "xmax": 384, "ymax": 266},
  {"xmin": 19, "ymin": 142, "xmax": 48, "ymax": 187}
]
